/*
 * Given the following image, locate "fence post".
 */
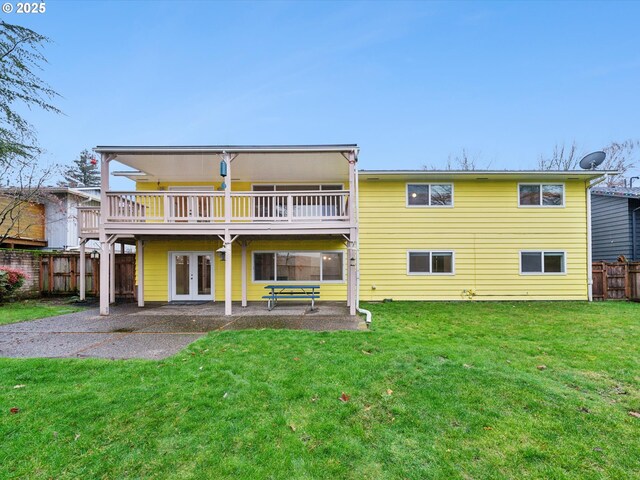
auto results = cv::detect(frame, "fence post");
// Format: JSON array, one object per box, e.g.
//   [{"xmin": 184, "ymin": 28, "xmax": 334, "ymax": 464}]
[
  {"xmin": 70, "ymin": 255, "xmax": 77, "ymax": 292},
  {"xmin": 48, "ymin": 255, "xmax": 53, "ymax": 293}
]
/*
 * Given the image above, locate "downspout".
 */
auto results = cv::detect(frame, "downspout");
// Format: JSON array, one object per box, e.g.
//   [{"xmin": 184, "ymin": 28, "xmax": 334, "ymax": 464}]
[
  {"xmin": 632, "ymin": 205, "xmax": 640, "ymax": 261},
  {"xmin": 353, "ymin": 153, "xmax": 372, "ymax": 324},
  {"xmin": 586, "ymin": 174, "xmax": 610, "ymax": 301}
]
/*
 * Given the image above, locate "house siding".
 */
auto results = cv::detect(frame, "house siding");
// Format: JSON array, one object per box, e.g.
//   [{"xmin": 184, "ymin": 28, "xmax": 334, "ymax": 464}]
[
  {"xmin": 139, "ymin": 238, "xmax": 347, "ymax": 302},
  {"xmin": 591, "ymin": 195, "xmax": 632, "ymax": 262},
  {"xmin": 358, "ymin": 178, "xmax": 589, "ymax": 301}
]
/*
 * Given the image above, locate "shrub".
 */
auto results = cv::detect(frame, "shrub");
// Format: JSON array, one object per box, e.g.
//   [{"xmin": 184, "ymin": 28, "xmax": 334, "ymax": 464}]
[{"xmin": 0, "ymin": 267, "xmax": 29, "ymax": 303}]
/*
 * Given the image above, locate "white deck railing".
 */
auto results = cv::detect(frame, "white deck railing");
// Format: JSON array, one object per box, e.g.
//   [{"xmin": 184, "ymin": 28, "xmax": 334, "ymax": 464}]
[
  {"xmin": 93, "ymin": 190, "xmax": 349, "ymax": 227},
  {"xmin": 231, "ymin": 191, "xmax": 349, "ymax": 222},
  {"xmin": 77, "ymin": 207, "xmax": 100, "ymax": 236}
]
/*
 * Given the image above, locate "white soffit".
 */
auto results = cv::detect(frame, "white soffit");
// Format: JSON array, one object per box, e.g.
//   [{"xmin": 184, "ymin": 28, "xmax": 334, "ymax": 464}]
[{"xmin": 113, "ymin": 152, "xmax": 350, "ymax": 183}]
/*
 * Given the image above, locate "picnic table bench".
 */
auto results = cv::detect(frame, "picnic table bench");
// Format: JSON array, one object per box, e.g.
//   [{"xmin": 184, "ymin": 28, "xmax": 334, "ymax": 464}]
[{"xmin": 262, "ymin": 285, "xmax": 320, "ymax": 311}]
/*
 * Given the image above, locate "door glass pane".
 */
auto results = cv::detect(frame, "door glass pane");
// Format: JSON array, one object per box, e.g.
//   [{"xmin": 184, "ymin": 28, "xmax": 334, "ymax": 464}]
[
  {"xmin": 544, "ymin": 252, "xmax": 564, "ymax": 273},
  {"xmin": 175, "ymin": 255, "xmax": 190, "ymax": 295},
  {"xmin": 520, "ymin": 185, "xmax": 541, "ymax": 205},
  {"xmin": 197, "ymin": 255, "xmax": 212, "ymax": 295},
  {"xmin": 322, "ymin": 253, "xmax": 343, "ymax": 280},
  {"xmin": 521, "ymin": 252, "xmax": 542, "ymax": 273},
  {"xmin": 276, "ymin": 252, "xmax": 321, "ymax": 281}
]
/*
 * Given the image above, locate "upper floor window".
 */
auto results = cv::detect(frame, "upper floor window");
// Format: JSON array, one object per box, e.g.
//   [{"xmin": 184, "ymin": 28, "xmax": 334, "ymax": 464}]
[
  {"xmin": 407, "ymin": 251, "xmax": 454, "ymax": 275},
  {"xmin": 519, "ymin": 184, "xmax": 564, "ymax": 207},
  {"xmin": 520, "ymin": 251, "xmax": 566, "ymax": 274},
  {"xmin": 407, "ymin": 184, "xmax": 453, "ymax": 207}
]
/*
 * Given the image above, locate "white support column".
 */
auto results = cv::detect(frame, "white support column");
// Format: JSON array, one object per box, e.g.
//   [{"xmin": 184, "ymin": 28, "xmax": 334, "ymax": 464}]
[
  {"xmin": 348, "ymin": 233, "xmax": 357, "ymax": 316},
  {"xmin": 110, "ymin": 242, "xmax": 116, "ymax": 304},
  {"xmin": 348, "ymin": 151, "xmax": 356, "ymax": 225},
  {"xmin": 241, "ymin": 241, "xmax": 247, "ymax": 307},
  {"xmin": 224, "ymin": 152, "xmax": 231, "ymax": 223},
  {"xmin": 347, "ymin": 149, "xmax": 358, "ymax": 316},
  {"xmin": 346, "ymin": 241, "xmax": 351, "ymax": 308},
  {"xmin": 99, "ymin": 153, "xmax": 110, "ymax": 316},
  {"xmin": 79, "ymin": 240, "xmax": 86, "ymax": 301},
  {"xmin": 137, "ymin": 238, "xmax": 144, "ymax": 307},
  {"xmin": 225, "ymin": 230, "xmax": 232, "ymax": 315}
]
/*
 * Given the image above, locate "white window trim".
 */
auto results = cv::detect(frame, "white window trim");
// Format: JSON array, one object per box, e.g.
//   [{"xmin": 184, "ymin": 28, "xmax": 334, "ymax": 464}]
[
  {"xmin": 252, "ymin": 250, "xmax": 345, "ymax": 284},
  {"xmin": 519, "ymin": 250, "xmax": 567, "ymax": 275},
  {"xmin": 517, "ymin": 183, "xmax": 565, "ymax": 208},
  {"xmin": 406, "ymin": 183, "xmax": 454, "ymax": 208},
  {"xmin": 406, "ymin": 250, "xmax": 456, "ymax": 276}
]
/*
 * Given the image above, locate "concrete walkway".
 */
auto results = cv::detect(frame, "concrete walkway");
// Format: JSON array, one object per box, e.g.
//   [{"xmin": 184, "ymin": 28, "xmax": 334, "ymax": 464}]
[{"xmin": 0, "ymin": 302, "xmax": 363, "ymax": 360}]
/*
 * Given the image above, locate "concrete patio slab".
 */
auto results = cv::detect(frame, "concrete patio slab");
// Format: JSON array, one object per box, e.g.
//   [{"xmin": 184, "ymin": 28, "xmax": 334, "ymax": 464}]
[
  {"xmin": 75, "ymin": 333, "xmax": 204, "ymax": 360},
  {"xmin": 0, "ymin": 301, "xmax": 364, "ymax": 359},
  {"xmin": 0, "ymin": 332, "xmax": 121, "ymax": 358}
]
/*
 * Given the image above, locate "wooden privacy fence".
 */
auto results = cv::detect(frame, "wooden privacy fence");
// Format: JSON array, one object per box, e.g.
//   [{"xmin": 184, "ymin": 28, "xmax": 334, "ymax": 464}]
[
  {"xmin": 40, "ymin": 253, "xmax": 135, "ymax": 299},
  {"xmin": 592, "ymin": 262, "xmax": 640, "ymax": 301}
]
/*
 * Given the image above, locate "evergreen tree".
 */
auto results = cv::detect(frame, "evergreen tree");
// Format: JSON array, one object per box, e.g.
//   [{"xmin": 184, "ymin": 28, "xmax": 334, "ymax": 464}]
[{"xmin": 59, "ymin": 149, "xmax": 100, "ymax": 187}]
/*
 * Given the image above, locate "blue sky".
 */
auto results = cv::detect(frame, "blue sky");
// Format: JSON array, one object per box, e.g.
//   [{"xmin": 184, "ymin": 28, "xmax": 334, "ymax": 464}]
[{"xmin": 8, "ymin": 0, "xmax": 640, "ymax": 189}]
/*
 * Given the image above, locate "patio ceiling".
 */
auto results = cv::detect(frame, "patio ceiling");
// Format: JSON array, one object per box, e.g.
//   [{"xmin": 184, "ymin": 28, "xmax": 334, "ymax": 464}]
[{"xmin": 96, "ymin": 145, "xmax": 358, "ymax": 183}]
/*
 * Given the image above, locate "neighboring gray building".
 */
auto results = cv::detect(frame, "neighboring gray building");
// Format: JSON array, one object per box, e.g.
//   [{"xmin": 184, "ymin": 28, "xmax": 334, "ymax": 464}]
[
  {"xmin": 591, "ymin": 187, "xmax": 640, "ymax": 262},
  {"xmin": 42, "ymin": 187, "xmax": 101, "ymax": 251}
]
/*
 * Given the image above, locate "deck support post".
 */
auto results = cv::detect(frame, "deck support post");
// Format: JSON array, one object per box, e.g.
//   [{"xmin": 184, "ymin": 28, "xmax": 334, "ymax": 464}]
[
  {"xmin": 99, "ymin": 153, "xmax": 112, "ymax": 316},
  {"xmin": 225, "ymin": 230, "xmax": 232, "ymax": 315},
  {"xmin": 79, "ymin": 239, "xmax": 86, "ymax": 301},
  {"xmin": 224, "ymin": 151, "xmax": 231, "ymax": 223},
  {"xmin": 137, "ymin": 238, "xmax": 144, "ymax": 307},
  {"xmin": 241, "ymin": 240, "xmax": 247, "ymax": 307},
  {"xmin": 347, "ymin": 149, "xmax": 358, "ymax": 316},
  {"xmin": 348, "ymin": 233, "xmax": 357, "ymax": 316},
  {"xmin": 109, "ymin": 241, "xmax": 116, "ymax": 304}
]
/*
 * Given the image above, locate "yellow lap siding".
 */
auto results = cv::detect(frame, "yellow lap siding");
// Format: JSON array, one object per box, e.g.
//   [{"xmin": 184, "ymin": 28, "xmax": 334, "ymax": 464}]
[
  {"xmin": 138, "ymin": 238, "xmax": 347, "ymax": 302},
  {"xmin": 358, "ymin": 179, "xmax": 589, "ymax": 301}
]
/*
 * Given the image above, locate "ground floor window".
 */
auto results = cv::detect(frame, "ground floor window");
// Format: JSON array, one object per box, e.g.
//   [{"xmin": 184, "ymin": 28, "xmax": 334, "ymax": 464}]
[
  {"xmin": 520, "ymin": 251, "xmax": 566, "ymax": 274},
  {"xmin": 253, "ymin": 251, "xmax": 344, "ymax": 282},
  {"xmin": 407, "ymin": 251, "xmax": 454, "ymax": 274}
]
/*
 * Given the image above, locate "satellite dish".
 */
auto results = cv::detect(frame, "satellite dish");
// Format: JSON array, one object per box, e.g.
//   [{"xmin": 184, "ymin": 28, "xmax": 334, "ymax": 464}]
[{"xmin": 579, "ymin": 151, "xmax": 606, "ymax": 170}]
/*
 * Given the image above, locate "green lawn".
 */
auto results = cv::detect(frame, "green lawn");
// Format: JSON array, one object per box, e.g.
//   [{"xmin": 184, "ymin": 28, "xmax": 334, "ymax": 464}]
[
  {"xmin": 0, "ymin": 300, "xmax": 82, "ymax": 326},
  {"xmin": 1, "ymin": 302, "xmax": 639, "ymax": 479}
]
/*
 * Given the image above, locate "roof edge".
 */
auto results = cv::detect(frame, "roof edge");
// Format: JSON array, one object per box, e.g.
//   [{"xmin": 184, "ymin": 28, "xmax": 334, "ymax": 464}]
[{"xmin": 94, "ymin": 144, "xmax": 359, "ymax": 154}]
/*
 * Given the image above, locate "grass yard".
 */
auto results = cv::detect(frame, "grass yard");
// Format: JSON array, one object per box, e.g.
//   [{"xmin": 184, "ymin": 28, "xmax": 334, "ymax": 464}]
[
  {"xmin": 0, "ymin": 300, "xmax": 83, "ymax": 326},
  {"xmin": 1, "ymin": 301, "xmax": 639, "ymax": 479}
]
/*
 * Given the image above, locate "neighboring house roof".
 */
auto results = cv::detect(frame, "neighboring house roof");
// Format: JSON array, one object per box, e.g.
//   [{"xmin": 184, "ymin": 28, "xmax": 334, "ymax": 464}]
[
  {"xmin": 591, "ymin": 186, "xmax": 640, "ymax": 199},
  {"xmin": 41, "ymin": 187, "xmax": 101, "ymax": 203}
]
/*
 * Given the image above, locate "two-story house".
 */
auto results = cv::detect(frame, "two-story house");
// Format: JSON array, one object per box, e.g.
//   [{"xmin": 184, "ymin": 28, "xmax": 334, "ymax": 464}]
[{"xmin": 77, "ymin": 145, "xmax": 610, "ymax": 316}]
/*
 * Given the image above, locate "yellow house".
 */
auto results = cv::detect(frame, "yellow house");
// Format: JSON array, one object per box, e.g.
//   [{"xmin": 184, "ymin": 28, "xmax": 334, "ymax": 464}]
[{"xmin": 76, "ymin": 145, "xmax": 610, "ymax": 316}]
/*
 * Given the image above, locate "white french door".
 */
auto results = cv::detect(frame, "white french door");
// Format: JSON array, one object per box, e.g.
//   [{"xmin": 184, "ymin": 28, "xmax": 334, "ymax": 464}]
[{"xmin": 170, "ymin": 252, "xmax": 214, "ymax": 301}]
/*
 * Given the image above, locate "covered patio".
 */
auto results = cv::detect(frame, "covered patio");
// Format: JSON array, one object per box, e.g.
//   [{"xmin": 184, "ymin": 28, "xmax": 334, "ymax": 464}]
[{"xmin": 88, "ymin": 145, "xmax": 360, "ymax": 318}]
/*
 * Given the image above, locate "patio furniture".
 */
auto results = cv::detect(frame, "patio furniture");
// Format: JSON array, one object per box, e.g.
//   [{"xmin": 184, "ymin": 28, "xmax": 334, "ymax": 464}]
[{"xmin": 262, "ymin": 285, "xmax": 320, "ymax": 311}]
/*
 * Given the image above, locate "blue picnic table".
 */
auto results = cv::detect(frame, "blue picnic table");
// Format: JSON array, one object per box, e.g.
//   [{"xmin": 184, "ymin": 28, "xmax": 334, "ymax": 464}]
[{"xmin": 262, "ymin": 284, "xmax": 320, "ymax": 311}]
